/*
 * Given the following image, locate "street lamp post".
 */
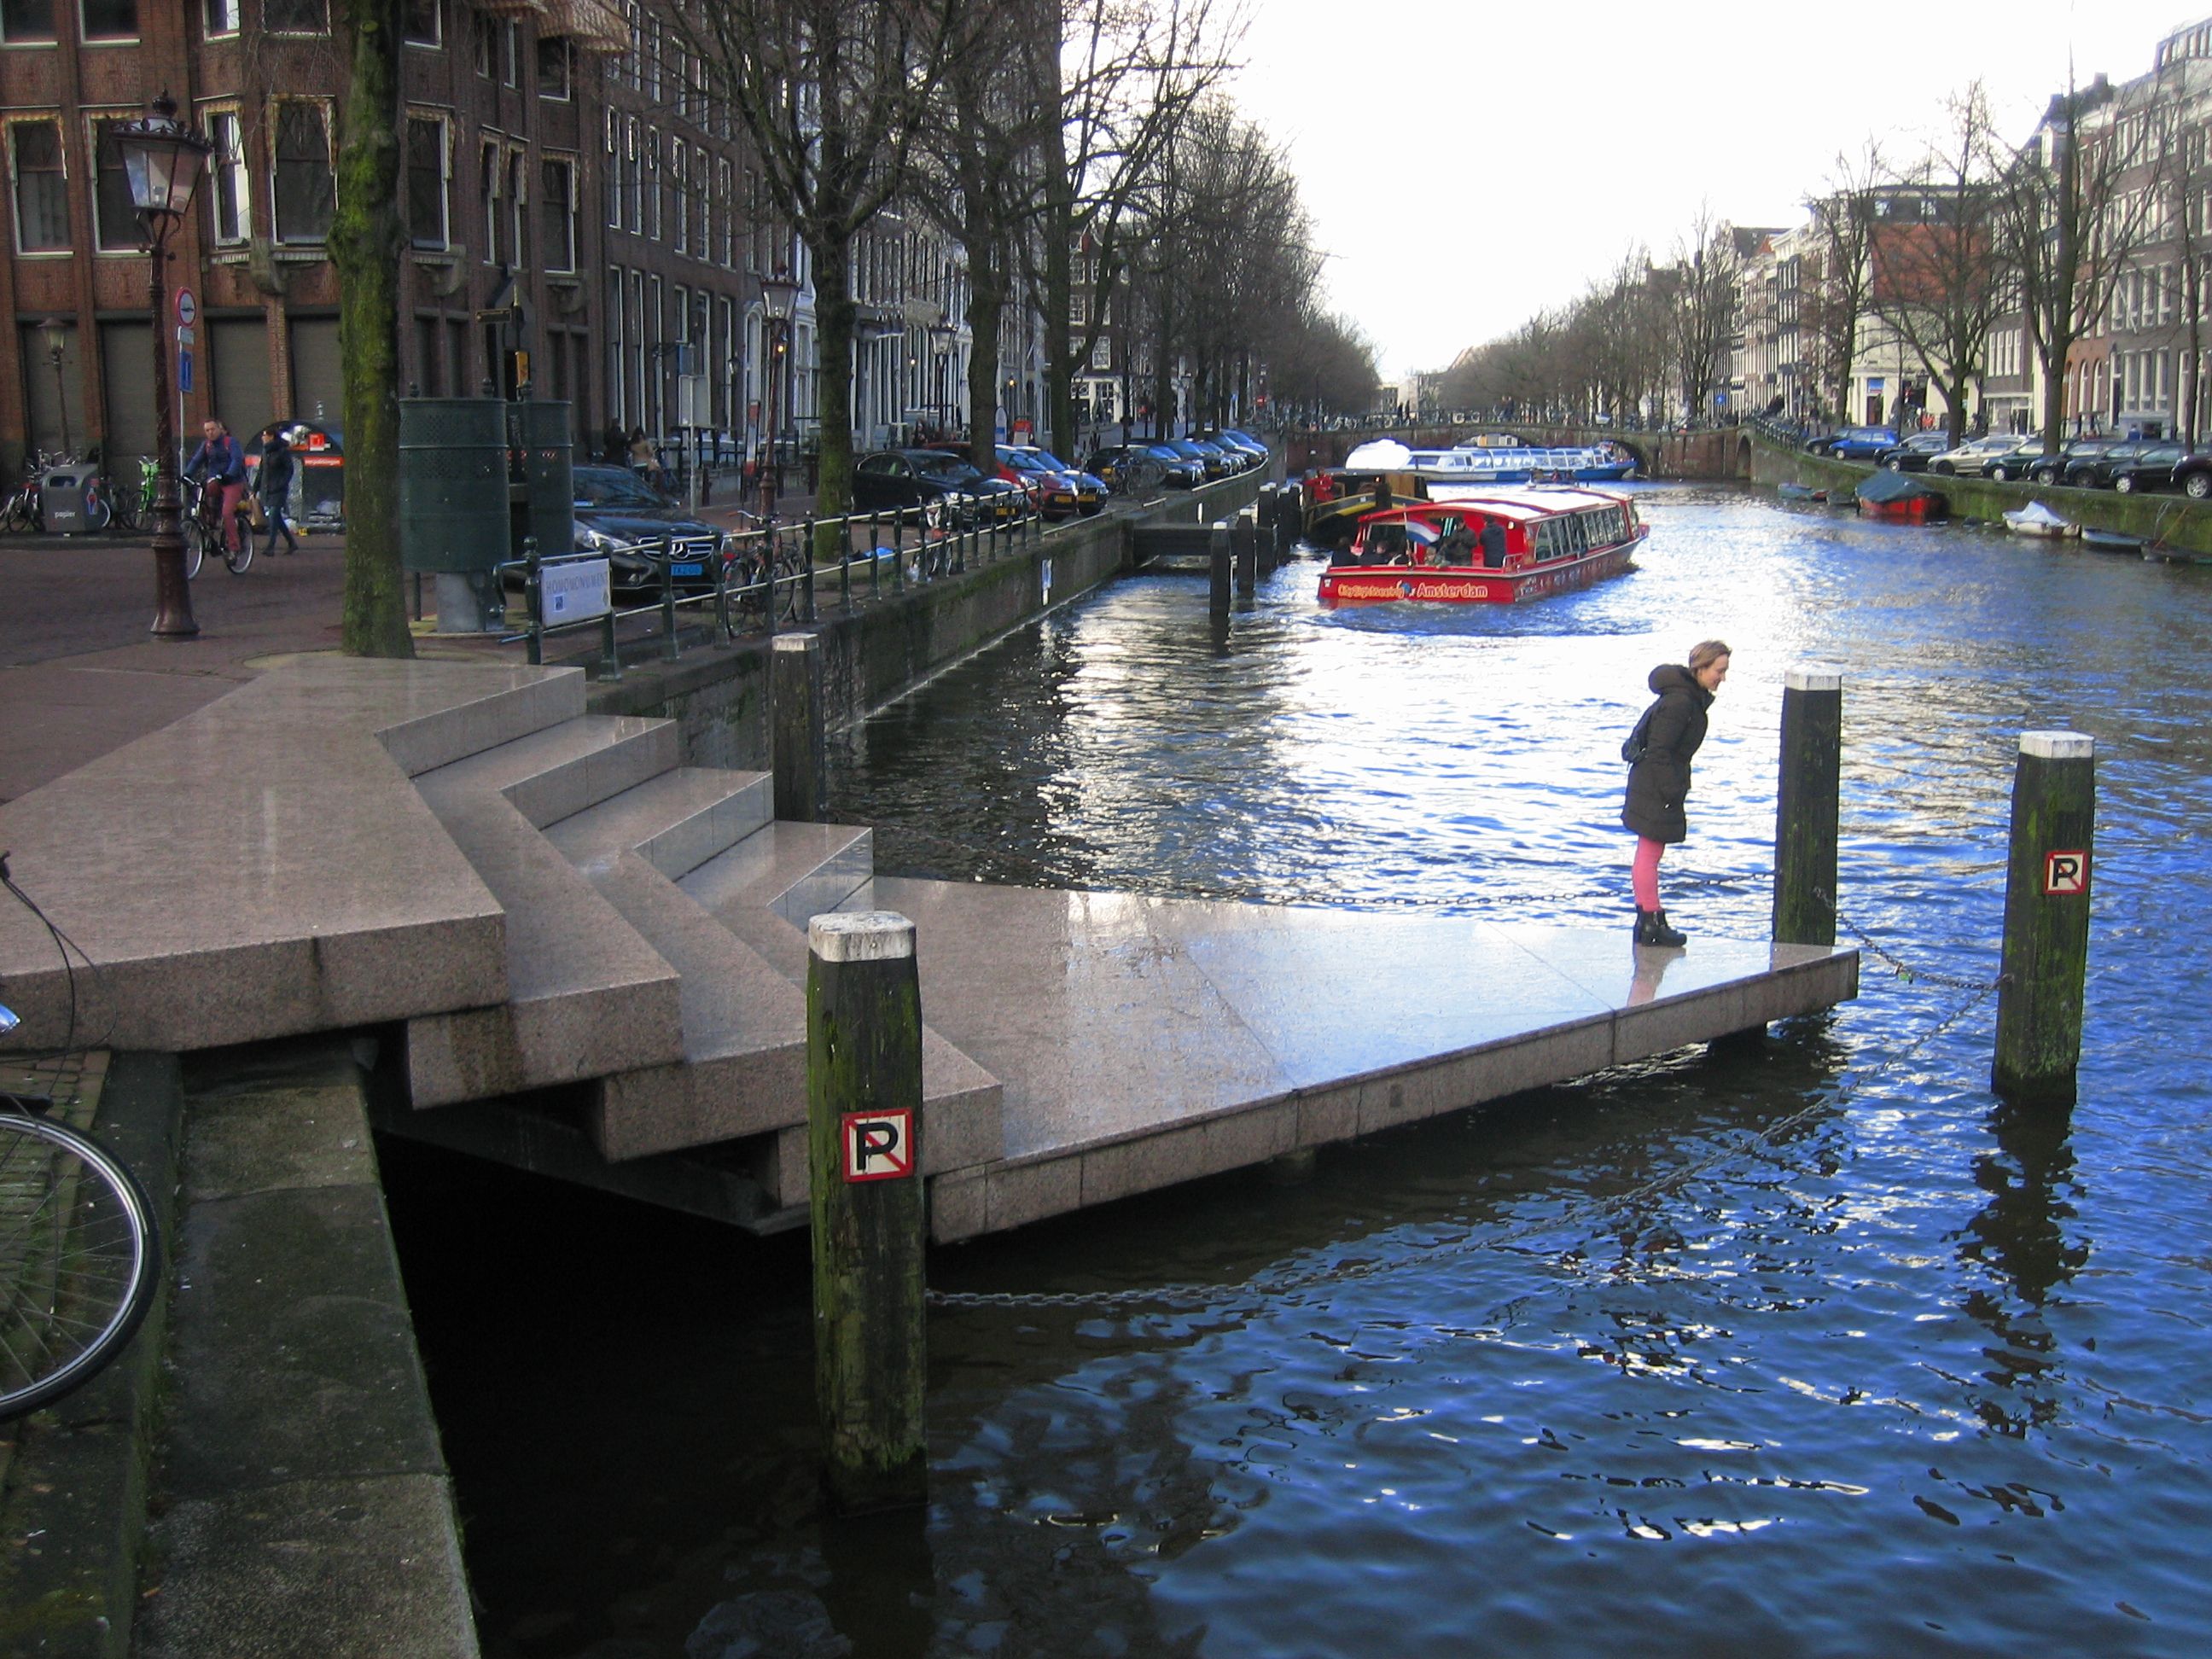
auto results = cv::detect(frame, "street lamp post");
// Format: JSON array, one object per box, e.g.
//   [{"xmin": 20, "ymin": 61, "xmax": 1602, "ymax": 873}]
[
  {"xmin": 927, "ymin": 319, "xmax": 956, "ymax": 438},
  {"xmin": 38, "ymin": 317, "xmax": 70, "ymax": 458},
  {"xmin": 110, "ymin": 94, "xmax": 212, "ymax": 640},
  {"xmin": 758, "ymin": 269, "xmax": 800, "ymax": 516}
]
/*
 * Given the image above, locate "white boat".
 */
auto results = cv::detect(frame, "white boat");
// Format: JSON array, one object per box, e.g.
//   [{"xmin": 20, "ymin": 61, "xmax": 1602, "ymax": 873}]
[
  {"xmin": 1342, "ymin": 436, "xmax": 1639, "ymax": 491},
  {"xmin": 2002, "ymin": 501, "xmax": 2078, "ymax": 539}
]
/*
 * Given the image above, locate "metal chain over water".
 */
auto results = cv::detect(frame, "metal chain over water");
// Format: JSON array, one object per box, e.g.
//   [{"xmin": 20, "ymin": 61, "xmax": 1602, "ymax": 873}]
[{"xmin": 1817, "ymin": 888, "xmax": 2004, "ymax": 991}]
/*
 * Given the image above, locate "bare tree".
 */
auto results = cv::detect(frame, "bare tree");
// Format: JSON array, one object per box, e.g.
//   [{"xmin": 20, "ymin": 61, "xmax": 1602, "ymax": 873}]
[
  {"xmin": 1870, "ymin": 86, "xmax": 2005, "ymax": 445},
  {"xmin": 1998, "ymin": 73, "xmax": 2164, "ymax": 451},
  {"xmin": 1668, "ymin": 206, "xmax": 1738, "ymax": 425},
  {"xmin": 670, "ymin": 0, "xmax": 964, "ymax": 516},
  {"xmin": 1803, "ymin": 143, "xmax": 1884, "ymax": 422}
]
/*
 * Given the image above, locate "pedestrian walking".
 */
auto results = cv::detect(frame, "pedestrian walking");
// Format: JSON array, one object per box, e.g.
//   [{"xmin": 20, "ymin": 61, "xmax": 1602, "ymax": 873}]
[
  {"xmin": 1621, "ymin": 638, "xmax": 1732, "ymax": 947},
  {"xmin": 602, "ymin": 417, "xmax": 627, "ymax": 465},
  {"xmin": 255, "ymin": 423, "xmax": 299, "ymax": 556}
]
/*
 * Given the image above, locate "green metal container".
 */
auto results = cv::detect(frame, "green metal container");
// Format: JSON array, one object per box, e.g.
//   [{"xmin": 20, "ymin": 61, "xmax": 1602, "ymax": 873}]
[
  {"xmin": 399, "ymin": 399, "xmax": 509, "ymax": 573},
  {"xmin": 508, "ymin": 399, "xmax": 574, "ymax": 562}
]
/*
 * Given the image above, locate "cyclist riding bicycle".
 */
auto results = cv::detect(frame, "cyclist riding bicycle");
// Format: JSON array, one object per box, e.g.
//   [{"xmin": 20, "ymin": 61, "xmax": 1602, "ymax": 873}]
[{"xmin": 182, "ymin": 418, "xmax": 249, "ymax": 558}]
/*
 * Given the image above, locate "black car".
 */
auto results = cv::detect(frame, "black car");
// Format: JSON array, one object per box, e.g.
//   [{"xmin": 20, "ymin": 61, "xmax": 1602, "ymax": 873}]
[
  {"xmin": 850, "ymin": 450, "xmax": 1025, "ymax": 523},
  {"xmin": 2058, "ymin": 439, "xmax": 2157, "ymax": 489},
  {"xmin": 2008, "ymin": 437, "xmax": 2118, "ymax": 486},
  {"xmin": 2106, "ymin": 443, "xmax": 2210, "ymax": 495},
  {"xmin": 1084, "ymin": 444, "xmax": 1202, "ymax": 489},
  {"xmin": 1982, "ymin": 438, "xmax": 2055, "ymax": 482},
  {"xmin": 1874, "ymin": 432, "xmax": 1953, "ymax": 472},
  {"xmin": 570, "ymin": 465, "xmax": 727, "ymax": 594},
  {"xmin": 1167, "ymin": 439, "xmax": 1232, "ymax": 480}
]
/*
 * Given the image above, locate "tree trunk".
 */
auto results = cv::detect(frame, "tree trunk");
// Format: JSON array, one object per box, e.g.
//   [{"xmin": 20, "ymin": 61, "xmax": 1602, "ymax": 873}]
[
  {"xmin": 812, "ymin": 230, "xmax": 857, "ymax": 521},
  {"xmin": 333, "ymin": 0, "xmax": 411, "ymax": 659},
  {"xmin": 964, "ymin": 257, "xmax": 1004, "ymax": 467}
]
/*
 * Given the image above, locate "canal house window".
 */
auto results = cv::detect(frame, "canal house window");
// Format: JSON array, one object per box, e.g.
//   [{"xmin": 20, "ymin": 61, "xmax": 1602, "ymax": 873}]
[
  {"xmin": 204, "ymin": 0, "xmax": 237, "ymax": 33},
  {"xmin": 402, "ymin": 0, "xmax": 438, "ymax": 45},
  {"xmin": 90, "ymin": 117, "xmax": 143, "ymax": 248},
  {"xmin": 207, "ymin": 110, "xmax": 250, "ymax": 244},
  {"xmin": 508, "ymin": 148, "xmax": 527, "ymax": 269},
  {"xmin": 271, "ymin": 102, "xmax": 335, "ymax": 243},
  {"xmin": 0, "ymin": 0, "xmax": 55, "ymax": 41},
  {"xmin": 79, "ymin": 0, "xmax": 136, "ymax": 38},
  {"xmin": 406, "ymin": 115, "xmax": 449, "ymax": 249},
  {"xmin": 537, "ymin": 36, "xmax": 570, "ymax": 99},
  {"xmin": 10, "ymin": 122, "xmax": 67, "ymax": 253},
  {"xmin": 541, "ymin": 156, "xmax": 574, "ymax": 271},
  {"xmin": 264, "ymin": 0, "xmax": 327, "ymax": 31},
  {"xmin": 479, "ymin": 140, "xmax": 501, "ymax": 264}
]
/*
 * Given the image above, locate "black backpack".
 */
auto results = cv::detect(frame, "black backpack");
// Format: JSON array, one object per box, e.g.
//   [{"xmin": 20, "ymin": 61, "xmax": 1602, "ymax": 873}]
[{"xmin": 1621, "ymin": 701, "xmax": 1658, "ymax": 765}]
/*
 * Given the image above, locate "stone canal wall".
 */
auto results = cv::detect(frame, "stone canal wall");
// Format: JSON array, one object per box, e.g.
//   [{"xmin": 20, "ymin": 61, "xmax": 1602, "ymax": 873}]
[
  {"xmin": 1745, "ymin": 432, "xmax": 2212, "ymax": 556},
  {"xmin": 585, "ymin": 471, "xmax": 1267, "ymax": 765}
]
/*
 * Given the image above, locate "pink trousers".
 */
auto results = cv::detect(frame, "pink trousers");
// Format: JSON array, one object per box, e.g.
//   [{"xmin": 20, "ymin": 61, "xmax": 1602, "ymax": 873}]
[{"xmin": 1632, "ymin": 836, "xmax": 1665, "ymax": 911}]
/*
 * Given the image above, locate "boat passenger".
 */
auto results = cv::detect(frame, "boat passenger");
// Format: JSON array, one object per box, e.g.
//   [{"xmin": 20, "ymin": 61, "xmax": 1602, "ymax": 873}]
[
  {"xmin": 1479, "ymin": 519, "xmax": 1507, "ymax": 568},
  {"xmin": 1621, "ymin": 640, "xmax": 1730, "ymax": 949}
]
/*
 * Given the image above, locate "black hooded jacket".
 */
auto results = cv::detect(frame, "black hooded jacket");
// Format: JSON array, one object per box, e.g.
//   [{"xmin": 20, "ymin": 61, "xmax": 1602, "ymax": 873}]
[{"xmin": 1621, "ymin": 663, "xmax": 1714, "ymax": 844}]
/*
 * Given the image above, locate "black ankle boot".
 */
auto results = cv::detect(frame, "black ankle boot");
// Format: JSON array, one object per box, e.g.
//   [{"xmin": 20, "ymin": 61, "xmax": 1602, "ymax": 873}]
[{"xmin": 1648, "ymin": 909, "xmax": 1686, "ymax": 947}]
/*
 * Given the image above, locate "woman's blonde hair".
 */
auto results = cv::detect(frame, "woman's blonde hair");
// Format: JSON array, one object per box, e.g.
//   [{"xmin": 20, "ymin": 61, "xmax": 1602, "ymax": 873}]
[{"xmin": 1687, "ymin": 638, "xmax": 1732, "ymax": 672}]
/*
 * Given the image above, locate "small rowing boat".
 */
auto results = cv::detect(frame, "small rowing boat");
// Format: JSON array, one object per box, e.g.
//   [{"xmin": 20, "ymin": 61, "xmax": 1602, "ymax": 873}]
[{"xmin": 2003, "ymin": 501, "xmax": 2077, "ymax": 538}]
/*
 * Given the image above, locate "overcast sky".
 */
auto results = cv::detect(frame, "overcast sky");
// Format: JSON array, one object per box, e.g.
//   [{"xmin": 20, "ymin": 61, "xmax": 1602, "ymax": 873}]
[{"xmin": 1230, "ymin": 1, "xmax": 2194, "ymax": 377}]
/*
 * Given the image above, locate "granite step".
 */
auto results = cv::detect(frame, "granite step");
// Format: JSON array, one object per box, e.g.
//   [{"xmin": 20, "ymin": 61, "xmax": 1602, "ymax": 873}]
[
  {"xmin": 402, "ymin": 717, "xmax": 696, "ymax": 1108},
  {"xmin": 678, "ymin": 823, "xmax": 1004, "ymax": 1178},
  {"xmin": 414, "ymin": 712, "xmax": 682, "ymax": 829},
  {"xmin": 372, "ymin": 662, "xmax": 587, "ymax": 777},
  {"xmin": 544, "ymin": 765, "xmax": 776, "ymax": 882}
]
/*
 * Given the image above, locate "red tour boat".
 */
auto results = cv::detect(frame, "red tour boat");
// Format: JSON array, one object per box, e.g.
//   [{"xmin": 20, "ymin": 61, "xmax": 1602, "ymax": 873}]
[{"xmin": 1316, "ymin": 486, "xmax": 1648, "ymax": 606}]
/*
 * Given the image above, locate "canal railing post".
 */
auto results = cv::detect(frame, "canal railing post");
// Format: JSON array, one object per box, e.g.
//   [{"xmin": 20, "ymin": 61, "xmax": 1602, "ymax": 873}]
[
  {"xmin": 1773, "ymin": 667, "xmax": 1842, "ymax": 946},
  {"xmin": 772, "ymin": 632, "xmax": 826, "ymax": 823},
  {"xmin": 1993, "ymin": 731, "xmax": 2096, "ymax": 1105},
  {"xmin": 1209, "ymin": 521, "xmax": 1231, "ymax": 625},
  {"xmin": 806, "ymin": 910, "xmax": 928, "ymax": 1516}
]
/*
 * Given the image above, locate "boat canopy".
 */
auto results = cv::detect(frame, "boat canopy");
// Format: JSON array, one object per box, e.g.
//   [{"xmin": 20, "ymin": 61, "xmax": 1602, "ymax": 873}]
[
  {"xmin": 1854, "ymin": 469, "xmax": 1943, "ymax": 506},
  {"xmin": 1343, "ymin": 438, "xmax": 1415, "ymax": 469},
  {"xmin": 2003, "ymin": 500, "xmax": 2073, "ymax": 529}
]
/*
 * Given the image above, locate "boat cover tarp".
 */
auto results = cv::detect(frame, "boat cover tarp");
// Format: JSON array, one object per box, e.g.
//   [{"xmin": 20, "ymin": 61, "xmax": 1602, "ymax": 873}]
[
  {"xmin": 2003, "ymin": 500, "xmax": 2074, "ymax": 530},
  {"xmin": 1854, "ymin": 470, "xmax": 1943, "ymax": 506}
]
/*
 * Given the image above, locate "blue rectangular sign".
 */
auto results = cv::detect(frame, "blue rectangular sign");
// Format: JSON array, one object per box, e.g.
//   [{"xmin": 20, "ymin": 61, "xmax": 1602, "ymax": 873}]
[{"xmin": 178, "ymin": 349, "xmax": 194, "ymax": 393}]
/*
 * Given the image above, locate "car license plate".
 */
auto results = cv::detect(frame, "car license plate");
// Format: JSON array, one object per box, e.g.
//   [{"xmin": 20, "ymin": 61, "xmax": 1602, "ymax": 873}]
[{"xmin": 671, "ymin": 562, "xmax": 704, "ymax": 577}]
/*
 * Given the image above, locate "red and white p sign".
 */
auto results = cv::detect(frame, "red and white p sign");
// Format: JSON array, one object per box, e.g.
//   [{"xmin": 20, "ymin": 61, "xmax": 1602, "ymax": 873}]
[
  {"xmin": 2043, "ymin": 849, "xmax": 2089, "ymax": 896},
  {"xmin": 841, "ymin": 1109, "xmax": 914, "ymax": 1182}
]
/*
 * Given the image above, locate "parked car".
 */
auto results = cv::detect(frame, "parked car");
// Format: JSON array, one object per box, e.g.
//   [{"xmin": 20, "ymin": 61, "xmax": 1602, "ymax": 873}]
[
  {"xmin": 1166, "ymin": 438, "xmax": 1233, "ymax": 480},
  {"xmin": 852, "ymin": 450, "xmax": 1025, "ymax": 522},
  {"xmin": 1875, "ymin": 432, "xmax": 1955, "ymax": 472},
  {"xmin": 2059, "ymin": 439, "xmax": 2159, "ymax": 489},
  {"xmin": 1206, "ymin": 428, "xmax": 1271, "ymax": 467},
  {"xmin": 1927, "ymin": 434, "xmax": 2028, "ymax": 475},
  {"xmin": 1008, "ymin": 445, "xmax": 1109, "ymax": 515},
  {"xmin": 1982, "ymin": 437, "xmax": 2057, "ymax": 482},
  {"xmin": 1196, "ymin": 429, "xmax": 1266, "ymax": 470},
  {"xmin": 1825, "ymin": 425, "xmax": 1900, "ymax": 459},
  {"xmin": 1084, "ymin": 443, "xmax": 1202, "ymax": 490},
  {"xmin": 569, "ymin": 465, "xmax": 728, "ymax": 595},
  {"xmin": 2105, "ymin": 443, "xmax": 2203, "ymax": 494}
]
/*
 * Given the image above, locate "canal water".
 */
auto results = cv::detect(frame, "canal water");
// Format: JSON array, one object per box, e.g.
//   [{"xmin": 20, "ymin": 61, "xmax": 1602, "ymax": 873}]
[{"xmin": 384, "ymin": 484, "xmax": 2212, "ymax": 1657}]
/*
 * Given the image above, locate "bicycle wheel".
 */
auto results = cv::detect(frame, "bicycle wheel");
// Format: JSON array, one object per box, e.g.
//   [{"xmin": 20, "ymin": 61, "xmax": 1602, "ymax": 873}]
[
  {"xmin": 107, "ymin": 482, "xmax": 142, "ymax": 536},
  {"xmin": 224, "ymin": 527, "xmax": 254, "ymax": 574},
  {"xmin": 0, "ymin": 1109, "xmax": 160, "ymax": 1420},
  {"xmin": 180, "ymin": 514, "xmax": 207, "ymax": 580},
  {"xmin": 773, "ymin": 550, "xmax": 807, "ymax": 621}
]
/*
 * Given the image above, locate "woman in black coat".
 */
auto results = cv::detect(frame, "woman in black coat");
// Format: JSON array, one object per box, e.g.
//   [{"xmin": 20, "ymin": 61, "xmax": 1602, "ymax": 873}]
[{"xmin": 1622, "ymin": 638, "xmax": 1731, "ymax": 946}]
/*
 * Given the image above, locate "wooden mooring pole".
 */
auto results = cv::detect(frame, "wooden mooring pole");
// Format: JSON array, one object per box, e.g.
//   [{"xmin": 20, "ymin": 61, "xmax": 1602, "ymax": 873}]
[
  {"xmin": 1993, "ymin": 731, "xmax": 2096, "ymax": 1105},
  {"xmin": 772, "ymin": 632, "xmax": 824, "ymax": 822},
  {"xmin": 806, "ymin": 911, "xmax": 928, "ymax": 1514},
  {"xmin": 1208, "ymin": 521, "xmax": 1231, "ymax": 626},
  {"xmin": 1773, "ymin": 667, "xmax": 1842, "ymax": 946},
  {"xmin": 1234, "ymin": 508, "xmax": 1258, "ymax": 596}
]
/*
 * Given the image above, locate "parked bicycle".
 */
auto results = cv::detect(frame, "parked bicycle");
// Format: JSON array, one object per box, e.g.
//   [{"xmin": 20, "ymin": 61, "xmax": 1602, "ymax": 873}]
[
  {"xmin": 0, "ymin": 856, "xmax": 160, "ymax": 1421},
  {"xmin": 105, "ymin": 455, "xmax": 162, "ymax": 537},
  {"xmin": 181, "ymin": 474, "xmax": 255, "ymax": 577},
  {"xmin": 724, "ymin": 521, "xmax": 806, "ymax": 627},
  {"xmin": 0, "ymin": 454, "xmax": 57, "ymax": 536}
]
